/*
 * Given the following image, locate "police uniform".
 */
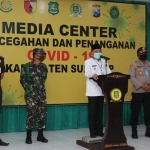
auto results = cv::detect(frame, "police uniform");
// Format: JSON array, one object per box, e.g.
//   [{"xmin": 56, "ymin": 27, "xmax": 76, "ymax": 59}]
[
  {"xmin": 0, "ymin": 56, "xmax": 9, "ymax": 146},
  {"xmin": 129, "ymin": 47, "xmax": 150, "ymax": 139},
  {"xmin": 20, "ymin": 48, "xmax": 48, "ymax": 144},
  {"xmin": 84, "ymin": 46, "xmax": 111, "ymax": 138}
]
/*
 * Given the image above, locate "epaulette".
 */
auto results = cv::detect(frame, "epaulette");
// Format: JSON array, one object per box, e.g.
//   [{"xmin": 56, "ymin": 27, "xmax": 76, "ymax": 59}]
[
  {"xmin": 147, "ymin": 61, "xmax": 150, "ymax": 66},
  {"xmin": 130, "ymin": 64, "xmax": 134, "ymax": 68}
]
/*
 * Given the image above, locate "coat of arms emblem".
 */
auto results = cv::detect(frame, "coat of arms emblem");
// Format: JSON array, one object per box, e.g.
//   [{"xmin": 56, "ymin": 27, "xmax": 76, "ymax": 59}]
[
  {"xmin": 110, "ymin": 88, "xmax": 122, "ymax": 102},
  {"xmin": 92, "ymin": 4, "xmax": 100, "ymax": 18},
  {"xmin": 0, "ymin": 0, "xmax": 12, "ymax": 12},
  {"xmin": 24, "ymin": 0, "xmax": 37, "ymax": 14},
  {"xmin": 48, "ymin": 2, "xmax": 59, "ymax": 15}
]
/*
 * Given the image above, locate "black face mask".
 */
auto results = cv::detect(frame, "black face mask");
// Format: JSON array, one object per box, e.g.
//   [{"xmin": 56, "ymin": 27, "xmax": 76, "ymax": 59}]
[
  {"xmin": 38, "ymin": 55, "xmax": 45, "ymax": 62},
  {"xmin": 139, "ymin": 54, "xmax": 147, "ymax": 60}
]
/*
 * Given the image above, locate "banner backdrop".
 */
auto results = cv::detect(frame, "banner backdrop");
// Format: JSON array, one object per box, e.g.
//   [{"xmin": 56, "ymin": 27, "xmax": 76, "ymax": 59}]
[{"xmin": 0, "ymin": 0, "xmax": 145, "ymax": 105}]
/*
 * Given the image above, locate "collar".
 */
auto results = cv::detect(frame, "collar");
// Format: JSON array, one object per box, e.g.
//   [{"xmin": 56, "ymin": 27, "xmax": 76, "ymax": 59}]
[
  {"xmin": 92, "ymin": 57, "xmax": 101, "ymax": 62},
  {"xmin": 137, "ymin": 60, "xmax": 148, "ymax": 67}
]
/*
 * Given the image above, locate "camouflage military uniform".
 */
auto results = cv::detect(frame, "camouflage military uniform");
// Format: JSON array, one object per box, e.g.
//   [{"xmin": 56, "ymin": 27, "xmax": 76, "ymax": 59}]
[{"xmin": 20, "ymin": 61, "xmax": 48, "ymax": 129}]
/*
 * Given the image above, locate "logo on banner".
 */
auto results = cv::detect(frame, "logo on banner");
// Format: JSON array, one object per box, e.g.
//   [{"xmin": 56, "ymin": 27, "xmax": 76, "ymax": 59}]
[
  {"xmin": 92, "ymin": 4, "xmax": 100, "ymax": 18},
  {"xmin": 24, "ymin": 0, "xmax": 37, "ymax": 14},
  {"xmin": 0, "ymin": 0, "xmax": 13, "ymax": 12},
  {"xmin": 110, "ymin": 88, "xmax": 122, "ymax": 102},
  {"xmin": 70, "ymin": 3, "xmax": 82, "ymax": 17},
  {"xmin": 48, "ymin": 1, "xmax": 59, "ymax": 15},
  {"xmin": 110, "ymin": 6, "xmax": 119, "ymax": 19}
]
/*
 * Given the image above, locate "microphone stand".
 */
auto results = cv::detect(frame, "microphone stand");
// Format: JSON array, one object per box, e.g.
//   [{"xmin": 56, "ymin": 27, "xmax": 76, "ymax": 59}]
[
  {"xmin": 105, "ymin": 59, "xmax": 108, "ymax": 74},
  {"xmin": 102, "ymin": 58, "xmax": 110, "ymax": 75}
]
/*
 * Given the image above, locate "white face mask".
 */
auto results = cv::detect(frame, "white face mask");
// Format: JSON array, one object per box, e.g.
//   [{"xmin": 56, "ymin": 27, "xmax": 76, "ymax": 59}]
[{"xmin": 93, "ymin": 52, "xmax": 102, "ymax": 59}]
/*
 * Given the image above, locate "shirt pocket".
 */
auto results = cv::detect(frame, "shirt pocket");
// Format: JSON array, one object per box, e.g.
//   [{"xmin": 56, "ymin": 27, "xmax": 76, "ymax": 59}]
[
  {"xmin": 136, "ymin": 68, "xmax": 144, "ymax": 76},
  {"xmin": 101, "ymin": 68, "xmax": 106, "ymax": 75},
  {"xmin": 91, "ymin": 65, "xmax": 98, "ymax": 74}
]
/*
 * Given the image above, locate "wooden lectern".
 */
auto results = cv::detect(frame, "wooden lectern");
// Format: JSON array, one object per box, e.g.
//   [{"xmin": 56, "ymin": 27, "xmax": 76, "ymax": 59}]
[{"xmin": 76, "ymin": 72, "xmax": 135, "ymax": 150}]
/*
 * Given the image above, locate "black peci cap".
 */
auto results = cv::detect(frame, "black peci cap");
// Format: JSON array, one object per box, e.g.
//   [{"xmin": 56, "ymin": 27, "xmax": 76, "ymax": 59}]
[{"xmin": 91, "ymin": 43, "xmax": 101, "ymax": 51}]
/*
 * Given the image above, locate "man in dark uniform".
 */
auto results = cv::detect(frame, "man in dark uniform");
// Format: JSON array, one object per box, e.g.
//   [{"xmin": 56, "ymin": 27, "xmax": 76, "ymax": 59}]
[
  {"xmin": 0, "ymin": 56, "xmax": 9, "ymax": 146},
  {"xmin": 129, "ymin": 47, "xmax": 150, "ymax": 139},
  {"xmin": 20, "ymin": 48, "xmax": 48, "ymax": 144}
]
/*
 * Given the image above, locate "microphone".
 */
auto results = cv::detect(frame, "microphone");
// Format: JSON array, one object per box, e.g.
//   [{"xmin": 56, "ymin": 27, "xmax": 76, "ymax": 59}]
[{"xmin": 101, "ymin": 55, "xmax": 110, "ymax": 60}]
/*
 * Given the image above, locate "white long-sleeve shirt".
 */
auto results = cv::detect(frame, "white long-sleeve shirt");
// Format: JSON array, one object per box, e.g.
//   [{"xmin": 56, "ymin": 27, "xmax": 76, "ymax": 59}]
[{"xmin": 84, "ymin": 58, "xmax": 111, "ymax": 96}]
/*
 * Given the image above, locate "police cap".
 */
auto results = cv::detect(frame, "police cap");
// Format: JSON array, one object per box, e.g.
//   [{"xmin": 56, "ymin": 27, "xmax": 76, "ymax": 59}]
[{"xmin": 137, "ymin": 47, "xmax": 148, "ymax": 55}]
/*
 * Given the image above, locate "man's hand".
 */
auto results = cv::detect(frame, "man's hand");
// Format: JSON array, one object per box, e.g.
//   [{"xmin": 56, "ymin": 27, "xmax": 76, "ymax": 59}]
[
  {"xmin": 93, "ymin": 74, "xmax": 98, "ymax": 80},
  {"xmin": 141, "ymin": 83, "xmax": 150, "ymax": 92}
]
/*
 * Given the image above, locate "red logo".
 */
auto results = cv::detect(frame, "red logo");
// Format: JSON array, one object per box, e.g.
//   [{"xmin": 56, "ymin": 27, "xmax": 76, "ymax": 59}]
[{"xmin": 24, "ymin": 0, "xmax": 37, "ymax": 14}]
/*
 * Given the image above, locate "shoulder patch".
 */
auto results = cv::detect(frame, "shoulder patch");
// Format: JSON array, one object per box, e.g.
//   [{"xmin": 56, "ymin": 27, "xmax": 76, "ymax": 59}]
[{"xmin": 130, "ymin": 64, "xmax": 133, "ymax": 68}]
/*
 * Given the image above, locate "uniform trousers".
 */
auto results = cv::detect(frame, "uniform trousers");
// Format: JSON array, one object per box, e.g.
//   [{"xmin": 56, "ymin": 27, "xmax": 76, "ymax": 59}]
[
  {"xmin": 130, "ymin": 92, "xmax": 150, "ymax": 127},
  {"xmin": 25, "ymin": 91, "xmax": 46, "ymax": 130},
  {"xmin": 88, "ymin": 96, "xmax": 104, "ymax": 136}
]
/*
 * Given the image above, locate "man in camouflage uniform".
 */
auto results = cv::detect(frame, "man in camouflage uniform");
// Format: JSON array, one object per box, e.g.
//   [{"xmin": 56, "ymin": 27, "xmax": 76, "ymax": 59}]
[
  {"xmin": 129, "ymin": 47, "xmax": 150, "ymax": 139},
  {"xmin": 20, "ymin": 48, "xmax": 48, "ymax": 144},
  {"xmin": 0, "ymin": 56, "xmax": 9, "ymax": 146}
]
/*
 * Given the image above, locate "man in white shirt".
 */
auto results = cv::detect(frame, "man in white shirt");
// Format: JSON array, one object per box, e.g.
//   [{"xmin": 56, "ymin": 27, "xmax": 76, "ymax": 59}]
[{"xmin": 84, "ymin": 43, "xmax": 111, "ymax": 138}]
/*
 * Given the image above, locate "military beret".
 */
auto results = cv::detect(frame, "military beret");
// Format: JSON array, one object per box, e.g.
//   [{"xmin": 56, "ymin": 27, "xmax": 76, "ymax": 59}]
[{"xmin": 33, "ymin": 48, "xmax": 46, "ymax": 55}]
